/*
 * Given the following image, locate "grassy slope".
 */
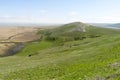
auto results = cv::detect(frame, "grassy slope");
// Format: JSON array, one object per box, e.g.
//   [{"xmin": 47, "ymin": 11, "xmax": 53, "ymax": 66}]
[{"xmin": 0, "ymin": 22, "xmax": 120, "ymax": 80}]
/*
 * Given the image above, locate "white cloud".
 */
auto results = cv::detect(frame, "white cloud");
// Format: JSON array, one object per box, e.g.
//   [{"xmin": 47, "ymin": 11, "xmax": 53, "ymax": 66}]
[
  {"xmin": 0, "ymin": 15, "xmax": 39, "ymax": 23},
  {"xmin": 69, "ymin": 11, "xmax": 78, "ymax": 16},
  {"xmin": 0, "ymin": 15, "xmax": 59, "ymax": 23},
  {"xmin": 0, "ymin": 16, "xmax": 14, "ymax": 19},
  {"xmin": 0, "ymin": 12, "xmax": 120, "ymax": 23},
  {"xmin": 84, "ymin": 16, "xmax": 120, "ymax": 23},
  {"xmin": 67, "ymin": 11, "xmax": 81, "ymax": 22}
]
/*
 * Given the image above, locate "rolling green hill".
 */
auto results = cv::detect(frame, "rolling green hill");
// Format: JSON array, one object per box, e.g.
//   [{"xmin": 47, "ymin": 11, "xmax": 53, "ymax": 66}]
[
  {"xmin": 39, "ymin": 22, "xmax": 88, "ymax": 41},
  {"xmin": 39, "ymin": 22, "xmax": 120, "ymax": 42},
  {"xmin": 0, "ymin": 22, "xmax": 120, "ymax": 80}
]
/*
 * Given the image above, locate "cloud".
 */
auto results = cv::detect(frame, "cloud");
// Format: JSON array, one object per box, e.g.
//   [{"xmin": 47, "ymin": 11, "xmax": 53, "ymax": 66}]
[
  {"xmin": 67, "ymin": 11, "xmax": 81, "ymax": 22},
  {"xmin": 0, "ymin": 15, "xmax": 57, "ymax": 23},
  {"xmin": 69, "ymin": 11, "xmax": 78, "ymax": 16},
  {"xmin": 84, "ymin": 16, "xmax": 120, "ymax": 23},
  {"xmin": 0, "ymin": 16, "xmax": 14, "ymax": 19},
  {"xmin": 0, "ymin": 15, "xmax": 39, "ymax": 23}
]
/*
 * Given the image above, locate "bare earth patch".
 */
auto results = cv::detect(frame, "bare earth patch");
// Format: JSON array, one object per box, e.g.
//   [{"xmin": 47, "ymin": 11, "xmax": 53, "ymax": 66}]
[{"xmin": 0, "ymin": 27, "xmax": 40, "ymax": 56}]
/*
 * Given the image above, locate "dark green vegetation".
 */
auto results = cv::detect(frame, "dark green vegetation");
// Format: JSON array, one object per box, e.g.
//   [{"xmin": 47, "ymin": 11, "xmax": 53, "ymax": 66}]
[{"xmin": 0, "ymin": 22, "xmax": 120, "ymax": 80}]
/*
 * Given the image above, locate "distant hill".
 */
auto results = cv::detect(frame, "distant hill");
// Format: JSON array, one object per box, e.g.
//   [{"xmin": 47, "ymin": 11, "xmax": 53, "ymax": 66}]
[
  {"xmin": 109, "ymin": 23, "xmax": 120, "ymax": 28},
  {"xmin": 56, "ymin": 22, "xmax": 87, "ymax": 32},
  {"xmin": 48, "ymin": 22, "xmax": 87, "ymax": 35},
  {"xmin": 39, "ymin": 22, "xmax": 90, "ymax": 41},
  {"xmin": 89, "ymin": 23, "xmax": 110, "ymax": 27},
  {"xmin": 39, "ymin": 22, "xmax": 120, "ymax": 42}
]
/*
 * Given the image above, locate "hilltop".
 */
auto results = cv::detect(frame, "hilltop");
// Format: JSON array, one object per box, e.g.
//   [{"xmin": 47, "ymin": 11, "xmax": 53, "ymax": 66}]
[{"xmin": 39, "ymin": 22, "xmax": 120, "ymax": 42}]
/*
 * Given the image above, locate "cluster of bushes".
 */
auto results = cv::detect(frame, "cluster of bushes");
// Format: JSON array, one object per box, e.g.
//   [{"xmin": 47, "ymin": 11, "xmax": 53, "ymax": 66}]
[
  {"xmin": 74, "ymin": 36, "xmax": 86, "ymax": 40},
  {"xmin": 44, "ymin": 35, "xmax": 87, "ymax": 42},
  {"xmin": 40, "ymin": 29, "xmax": 101, "ymax": 42},
  {"xmin": 45, "ymin": 36, "xmax": 57, "ymax": 41}
]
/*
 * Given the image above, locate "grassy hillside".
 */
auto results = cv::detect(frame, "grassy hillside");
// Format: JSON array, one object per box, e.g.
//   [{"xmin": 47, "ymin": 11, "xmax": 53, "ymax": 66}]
[
  {"xmin": 0, "ymin": 22, "xmax": 120, "ymax": 80},
  {"xmin": 39, "ymin": 22, "xmax": 120, "ymax": 42},
  {"xmin": 38, "ymin": 22, "xmax": 88, "ymax": 40}
]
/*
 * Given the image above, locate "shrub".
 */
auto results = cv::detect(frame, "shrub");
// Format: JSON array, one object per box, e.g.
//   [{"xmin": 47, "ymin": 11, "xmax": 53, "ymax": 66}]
[
  {"xmin": 45, "ymin": 36, "xmax": 56, "ymax": 41},
  {"xmin": 89, "ymin": 35, "xmax": 101, "ymax": 38}
]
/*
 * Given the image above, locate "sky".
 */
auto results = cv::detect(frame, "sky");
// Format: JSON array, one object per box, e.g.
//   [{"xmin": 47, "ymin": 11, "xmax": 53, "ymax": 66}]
[{"xmin": 0, "ymin": 0, "xmax": 120, "ymax": 23}]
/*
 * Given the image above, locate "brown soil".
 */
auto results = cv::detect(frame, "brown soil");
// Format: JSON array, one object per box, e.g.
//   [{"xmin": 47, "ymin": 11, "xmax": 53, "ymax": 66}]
[{"xmin": 0, "ymin": 27, "xmax": 40, "ymax": 56}]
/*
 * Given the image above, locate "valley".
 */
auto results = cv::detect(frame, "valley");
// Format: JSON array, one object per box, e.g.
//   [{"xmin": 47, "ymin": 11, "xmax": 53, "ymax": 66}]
[{"xmin": 0, "ymin": 27, "xmax": 40, "ymax": 56}]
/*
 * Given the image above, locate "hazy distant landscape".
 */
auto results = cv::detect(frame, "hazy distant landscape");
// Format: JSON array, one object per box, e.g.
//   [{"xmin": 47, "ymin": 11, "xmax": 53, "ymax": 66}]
[{"xmin": 90, "ymin": 23, "xmax": 120, "ymax": 29}]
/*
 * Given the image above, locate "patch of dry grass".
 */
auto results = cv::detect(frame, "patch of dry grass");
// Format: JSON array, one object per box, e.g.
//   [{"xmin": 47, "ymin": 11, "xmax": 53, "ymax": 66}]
[{"xmin": 0, "ymin": 27, "xmax": 40, "ymax": 56}]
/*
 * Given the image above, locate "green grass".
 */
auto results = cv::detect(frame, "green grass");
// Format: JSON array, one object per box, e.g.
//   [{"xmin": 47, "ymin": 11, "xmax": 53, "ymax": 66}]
[
  {"xmin": 17, "ymin": 41, "xmax": 53, "ymax": 56},
  {"xmin": 39, "ymin": 22, "xmax": 120, "ymax": 43},
  {"xmin": 0, "ymin": 22, "xmax": 120, "ymax": 80}
]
